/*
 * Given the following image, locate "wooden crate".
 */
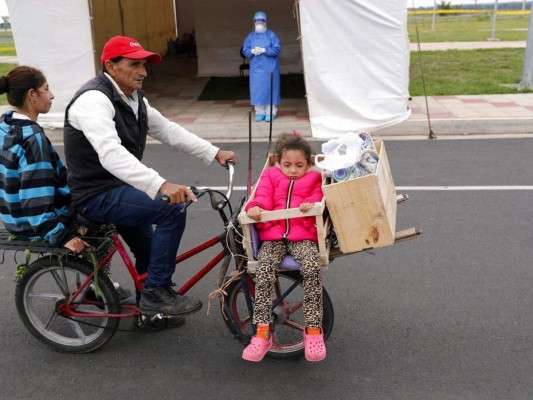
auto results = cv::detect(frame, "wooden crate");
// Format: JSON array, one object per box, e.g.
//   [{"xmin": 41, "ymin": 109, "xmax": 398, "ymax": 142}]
[
  {"xmin": 322, "ymin": 140, "xmax": 397, "ymax": 253},
  {"xmin": 238, "ymin": 156, "xmax": 332, "ymax": 267}
]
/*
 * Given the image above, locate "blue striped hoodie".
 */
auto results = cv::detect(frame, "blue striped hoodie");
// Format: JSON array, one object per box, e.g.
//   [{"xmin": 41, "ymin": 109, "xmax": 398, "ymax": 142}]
[{"xmin": 0, "ymin": 111, "xmax": 73, "ymax": 246}]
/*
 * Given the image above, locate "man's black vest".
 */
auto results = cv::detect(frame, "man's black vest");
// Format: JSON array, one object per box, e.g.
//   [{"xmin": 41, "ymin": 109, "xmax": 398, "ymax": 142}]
[{"xmin": 63, "ymin": 72, "xmax": 149, "ymax": 206}]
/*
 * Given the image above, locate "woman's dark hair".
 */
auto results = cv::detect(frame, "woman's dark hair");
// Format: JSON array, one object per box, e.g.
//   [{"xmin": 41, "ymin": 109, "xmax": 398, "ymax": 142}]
[
  {"xmin": 0, "ymin": 66, "xmax": 46, "ymax": 108},
  {"xmin": 274, "ymin": 132, "xmax": 313, "ymax": 163}
]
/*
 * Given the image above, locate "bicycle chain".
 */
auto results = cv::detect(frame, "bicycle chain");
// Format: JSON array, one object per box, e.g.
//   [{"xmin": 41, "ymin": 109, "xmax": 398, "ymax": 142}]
[{"xmin": 60, "ymin": 305, "xmax": 182, "ymax": 333}]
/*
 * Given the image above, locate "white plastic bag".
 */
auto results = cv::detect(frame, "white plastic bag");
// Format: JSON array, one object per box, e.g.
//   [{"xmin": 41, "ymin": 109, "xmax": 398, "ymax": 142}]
[{"xmin": 314, "ymin": 132, "xmax": 363, "ymax": 172}]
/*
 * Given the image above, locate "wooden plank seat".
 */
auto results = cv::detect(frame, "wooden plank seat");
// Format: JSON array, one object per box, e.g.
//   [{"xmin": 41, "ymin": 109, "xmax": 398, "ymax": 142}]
[{"xmin": 0, "ymin": 228, "xmax": 70, "ymax": 255}]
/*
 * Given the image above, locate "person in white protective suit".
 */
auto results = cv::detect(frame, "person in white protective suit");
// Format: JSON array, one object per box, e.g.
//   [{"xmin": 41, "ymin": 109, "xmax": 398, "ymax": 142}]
[{"xmin": 242, "ymin": 11, "xmax": 281, "ymax": 122}]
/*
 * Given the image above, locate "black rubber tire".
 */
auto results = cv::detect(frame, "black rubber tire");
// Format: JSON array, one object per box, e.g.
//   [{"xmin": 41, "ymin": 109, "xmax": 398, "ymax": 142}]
[
  {"xmin": 15, "ymin": 256, "xmax": 120, "ymax": 353},
  {"xmin": 223, "ymin": 270, "xmax": 334, "ymax": 359}
]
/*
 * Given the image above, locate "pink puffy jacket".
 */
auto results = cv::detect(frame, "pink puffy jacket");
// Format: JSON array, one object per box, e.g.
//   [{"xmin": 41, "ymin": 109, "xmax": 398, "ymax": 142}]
[{"xmin": 245, "ymin": 166, "xmax": 324, "ymax": 242}]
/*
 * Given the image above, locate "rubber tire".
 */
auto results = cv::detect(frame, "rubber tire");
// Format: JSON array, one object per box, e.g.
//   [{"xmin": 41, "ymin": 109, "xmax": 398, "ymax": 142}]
[
  {"xmin": 223, "ymin": 270, "xmax": 334, "ymax": 359},
  {"xmin": 15, "ymin": 256, "xmax": 120, "ymax": 353}
]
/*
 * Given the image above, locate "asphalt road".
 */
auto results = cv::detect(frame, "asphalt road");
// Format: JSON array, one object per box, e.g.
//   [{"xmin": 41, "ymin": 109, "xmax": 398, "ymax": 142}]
[{"xmin": 0, "ymin": 138, "xmax": 532, "ymax": 400}]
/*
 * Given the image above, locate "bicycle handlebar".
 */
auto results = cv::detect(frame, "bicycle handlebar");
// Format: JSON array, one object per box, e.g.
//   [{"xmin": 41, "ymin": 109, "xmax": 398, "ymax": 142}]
[
  {"xmin": 225, "ymin": 160, "xmax": 235, "ymax": 201},
  {"xmin": 161, "ymin": 160, "xmax": 235, "ymax": 212}
]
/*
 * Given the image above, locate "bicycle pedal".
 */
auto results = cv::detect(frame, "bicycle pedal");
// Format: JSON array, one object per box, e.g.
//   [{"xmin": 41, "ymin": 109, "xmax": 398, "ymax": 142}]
[
  {"xmin": 150, "ymin": 313, "xmax": 165, "ymax": 322},
  {"xmin": 134, "ymin": 313, "xmax": 186, "ymax": 330}
]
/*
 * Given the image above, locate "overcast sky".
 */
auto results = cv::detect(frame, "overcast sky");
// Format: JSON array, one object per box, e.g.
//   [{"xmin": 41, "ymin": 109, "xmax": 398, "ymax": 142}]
[{"xmin": 0, "ymin": 1, "xmax": 6, "ymax": 17}]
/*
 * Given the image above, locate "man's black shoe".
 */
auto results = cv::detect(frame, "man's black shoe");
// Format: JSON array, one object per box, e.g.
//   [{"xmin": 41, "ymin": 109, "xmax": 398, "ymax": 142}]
[{"xmin": 139, "ymin": 286, "xmax": 202, "ymax": 316}]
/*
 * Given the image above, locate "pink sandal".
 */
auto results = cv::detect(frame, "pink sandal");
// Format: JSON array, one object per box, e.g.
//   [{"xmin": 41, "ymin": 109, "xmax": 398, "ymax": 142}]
[
  {"xmin": 304, "ymin": 328, "xmax": 326, "ymax": 362},
  {"xmin": 242, "ymin": 335, "xmax": 273, "ymax": 362}
]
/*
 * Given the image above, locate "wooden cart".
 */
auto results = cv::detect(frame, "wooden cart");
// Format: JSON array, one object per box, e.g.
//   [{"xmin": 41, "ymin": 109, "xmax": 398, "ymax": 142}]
[{"xmin": 238, "ymin": 140, "xmax": 421, "ymax": 269}]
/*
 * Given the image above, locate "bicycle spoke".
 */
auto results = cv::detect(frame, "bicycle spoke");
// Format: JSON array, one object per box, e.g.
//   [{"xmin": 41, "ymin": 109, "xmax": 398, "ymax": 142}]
[
  {"xmin": 240, "ymin": 314, "xmax": 252, "ymax": 325},
  {"xmin": 281, "ymin": 319, "xmax": 304, "ymax": 331},
  {"xmin": 44, "ymin": 308, "xmax": 60, "ymax": 331},
  {"xmin": 27, "ymin": 292, "xmax": 63, "ymax": 302},
  {"xmin": 50, "ymin": 269, "xmax": 69, "ymax": 296},
  {"xmin": 282, "ymin": 300, "xmax": 304, "ymax": 315},
  {"xmin": 66, "ymin": 318, "xmax": 91, "ymax": 340}
]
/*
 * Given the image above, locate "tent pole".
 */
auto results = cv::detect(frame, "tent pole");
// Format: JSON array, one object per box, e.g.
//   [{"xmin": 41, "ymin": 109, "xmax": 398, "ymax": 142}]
[
  {"xmin": 88, "ymin": 0, "xmax": 98, "ymax": 75},
  {"xmin": 411, "ymin": 0, "xmax": 436, "ymax": 139},
  {"xmin": 247, "ymin": 109, "xmax": 253, "ymax": 196}
]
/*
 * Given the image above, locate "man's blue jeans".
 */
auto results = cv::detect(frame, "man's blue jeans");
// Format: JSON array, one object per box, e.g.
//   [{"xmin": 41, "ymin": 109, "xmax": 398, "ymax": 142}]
[{"xmin": 76, "ymin": 185, "xmax": 187, "ymax": 288}]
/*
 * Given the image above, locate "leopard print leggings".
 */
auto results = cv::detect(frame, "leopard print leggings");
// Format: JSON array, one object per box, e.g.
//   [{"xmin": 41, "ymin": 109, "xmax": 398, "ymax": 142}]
[{"xmin": 252, "ymin": 239, "xmax": 323, "ymax": 328}]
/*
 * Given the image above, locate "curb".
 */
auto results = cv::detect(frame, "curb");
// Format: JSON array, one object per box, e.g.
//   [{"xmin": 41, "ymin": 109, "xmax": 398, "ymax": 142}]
[
  {"xmin": 42, "ymin": 117, "xmax": 533, "ymax": 145},
  {"xmin": 377, "ymin": 117, "xmax": 533, "ymax": 137}
]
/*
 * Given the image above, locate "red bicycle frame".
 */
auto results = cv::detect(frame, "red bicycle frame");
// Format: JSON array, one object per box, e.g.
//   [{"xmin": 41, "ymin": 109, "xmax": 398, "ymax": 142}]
[{"xmin": 60, "ymin": 229, "xmax": 229, "ymax": 320}]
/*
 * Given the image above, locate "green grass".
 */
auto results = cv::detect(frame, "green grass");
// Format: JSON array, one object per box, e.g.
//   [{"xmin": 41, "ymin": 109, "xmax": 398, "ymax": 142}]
[
  {"xmin": 0, "ymin": 23, "xmax": 530, "ymax": 104},
  {"xmin": 0, "ymin": 63, "xmax": 14, "ymax": 105},
  {"xmin": 198, "ymin": 48, "xmax": 529, "ymax": 99},
  {"xmin": 409, "ymin": 48, "xmax": 529, "ymax": 95},
  {"xmin": 408, "ymin": 14, "xmax": 529, "ymax": 42},
  {"xmin": 0, "ymin": 31, "xmax": 16, "ymax": 56}
]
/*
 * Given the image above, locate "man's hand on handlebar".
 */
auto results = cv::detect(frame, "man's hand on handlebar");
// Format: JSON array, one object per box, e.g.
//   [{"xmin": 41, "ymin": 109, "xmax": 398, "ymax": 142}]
[
  {"xmin": 159, "ymin": 181, "xmax": 197, "ymax": 205},
  {"xmin": 215, "ymin": 150, "xmax": 237, "ymax": 168}
]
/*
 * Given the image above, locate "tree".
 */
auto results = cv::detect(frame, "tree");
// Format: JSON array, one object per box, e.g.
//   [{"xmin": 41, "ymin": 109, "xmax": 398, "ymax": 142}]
[
  {"xmin": 1, "ymin": 16, "xmax": 9, "ymax": 32},
  {"xmin": 437, "ymin": 1, "xmax": 452, "ymax": 16}
]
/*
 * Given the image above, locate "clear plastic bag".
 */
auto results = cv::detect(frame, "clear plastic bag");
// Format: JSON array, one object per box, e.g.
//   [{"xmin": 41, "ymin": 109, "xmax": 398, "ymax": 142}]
[
  {"xmin": 315, "ymin": 132, "xmax": 380, "ymax": 181},
  {"xmin": 314, "ymin": 132, "xmax": 363, "ymax": 172}
]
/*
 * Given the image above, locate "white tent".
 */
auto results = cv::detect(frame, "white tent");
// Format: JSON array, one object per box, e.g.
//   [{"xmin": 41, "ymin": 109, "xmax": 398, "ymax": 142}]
[
  {"xmin": 6, "ymin": 0, "xmax": 410, "ymax": 138},
  {"xmin": 298, "ymin": 0, "xmax": 410, "ymax": 137},
  {"xmin": 6, "ymin": 0, "xmax": 95, "ymax": 127}
]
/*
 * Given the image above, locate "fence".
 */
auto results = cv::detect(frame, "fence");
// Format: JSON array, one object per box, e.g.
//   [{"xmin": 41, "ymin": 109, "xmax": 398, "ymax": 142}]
[{"xmin": 408, "ymin": 9, "xmax": 531, "ymax": 41}]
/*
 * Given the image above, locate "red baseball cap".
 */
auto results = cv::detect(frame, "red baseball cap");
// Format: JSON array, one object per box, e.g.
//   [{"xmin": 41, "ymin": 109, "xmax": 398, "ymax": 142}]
[{"xmin": 101, "ymin": 36, "xmax": 161, "ymax": 64}]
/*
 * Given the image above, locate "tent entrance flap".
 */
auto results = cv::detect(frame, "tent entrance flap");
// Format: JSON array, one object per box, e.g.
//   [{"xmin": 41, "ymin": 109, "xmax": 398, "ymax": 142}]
[{"xmin": 298, "ymin": 0, "xmax": 410, "ymax": 138}]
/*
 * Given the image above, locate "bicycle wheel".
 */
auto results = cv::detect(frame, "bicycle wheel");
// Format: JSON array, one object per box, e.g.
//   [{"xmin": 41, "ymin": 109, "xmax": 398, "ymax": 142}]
[
  {"xmin": 15, "ymin": 256, "xmax": 120, "ymax": 353},
  {"xmin": 223, "ymin": 270, "xmax": 334, "ymax": 359}
]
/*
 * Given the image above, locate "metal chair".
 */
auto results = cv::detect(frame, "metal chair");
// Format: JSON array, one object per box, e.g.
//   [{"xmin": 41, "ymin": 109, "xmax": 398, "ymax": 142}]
[{"xmin": 239, "ymin": 47, "xmax": 250, "ymax": 78}]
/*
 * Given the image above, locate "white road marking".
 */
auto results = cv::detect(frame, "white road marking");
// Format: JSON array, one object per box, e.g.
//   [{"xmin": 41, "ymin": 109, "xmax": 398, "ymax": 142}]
[{"xmin": 209, "ymin": 186, "xmax": 533, "ymax": 191}]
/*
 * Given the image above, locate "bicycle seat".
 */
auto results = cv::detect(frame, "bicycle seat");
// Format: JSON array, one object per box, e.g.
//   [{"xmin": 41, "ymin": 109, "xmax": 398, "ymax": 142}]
[
  {"xmin": 249, "ymin": 224, "xmax": 301, "ymax": 271},
  {"xmin": 75, "ymin": 213, "xmax": 105, "ymax": 231}
]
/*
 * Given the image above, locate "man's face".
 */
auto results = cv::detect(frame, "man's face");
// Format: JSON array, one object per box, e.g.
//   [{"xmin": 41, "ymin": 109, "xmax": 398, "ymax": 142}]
[{"xmin": 105, "ymin": 57, "xmax": 147, "ymax": 96}]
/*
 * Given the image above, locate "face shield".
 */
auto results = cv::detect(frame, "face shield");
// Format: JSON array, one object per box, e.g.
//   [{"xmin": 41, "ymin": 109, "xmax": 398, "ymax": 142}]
[{"xmin": 254, "ymin": 19, "xmax": 267, "ymax": 33}]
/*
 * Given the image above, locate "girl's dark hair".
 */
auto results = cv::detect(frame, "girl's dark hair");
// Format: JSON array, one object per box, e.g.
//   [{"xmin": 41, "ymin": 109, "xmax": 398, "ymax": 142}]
[
  {"xmin": 0, "ymin": 66, "xmax": 46, "ymax": 108},
  {"xmin": 274, "ymin": 132, "xmax": 313, "ymax": 163}
]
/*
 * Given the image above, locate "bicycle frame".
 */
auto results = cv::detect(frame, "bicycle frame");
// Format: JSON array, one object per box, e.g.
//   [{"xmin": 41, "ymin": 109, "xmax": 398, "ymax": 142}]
[
  {"xmin": 60, "ymin": 229, "xmax": 232, "ymax": 320},
  {"xmin": 59, "ymin": 163, "xmax": 240, "ymax": 321}
]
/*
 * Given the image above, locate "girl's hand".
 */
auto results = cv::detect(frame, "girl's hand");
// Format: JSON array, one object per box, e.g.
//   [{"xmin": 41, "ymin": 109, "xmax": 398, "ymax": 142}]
[
  {"xmin": 299, "ymin": 202, "xmax": 313, "ymax": 213},
  {"xmin": 64, "ymin": 237, "xmax": 91, "ymax": 254},
  {"xmin": 247, "ymin": 206, "xmax": 263, "ymax": 221}
]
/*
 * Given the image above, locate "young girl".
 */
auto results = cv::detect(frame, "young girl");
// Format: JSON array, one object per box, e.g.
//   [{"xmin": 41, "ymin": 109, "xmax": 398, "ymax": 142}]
[{"xmin": 243, "ymin": 132, "xmax": 326, "ymax": 362}]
